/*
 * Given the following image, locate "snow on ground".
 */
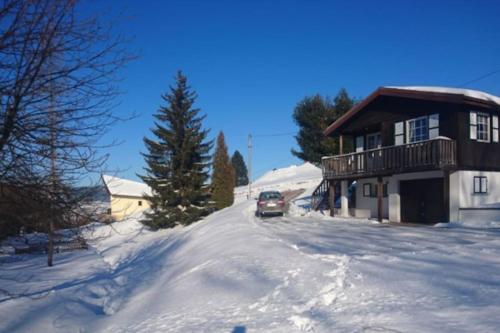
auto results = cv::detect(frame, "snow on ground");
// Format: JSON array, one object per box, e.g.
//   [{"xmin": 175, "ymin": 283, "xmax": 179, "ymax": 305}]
[{"xmin": 1, "ymin": 164, "xmax": 500, "ymax": 332}]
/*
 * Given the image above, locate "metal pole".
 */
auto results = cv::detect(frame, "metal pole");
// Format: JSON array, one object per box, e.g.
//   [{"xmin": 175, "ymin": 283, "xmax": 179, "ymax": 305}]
[{"xmin": 248, "ymin": 134, "xmax": 252, "ymax": 199}]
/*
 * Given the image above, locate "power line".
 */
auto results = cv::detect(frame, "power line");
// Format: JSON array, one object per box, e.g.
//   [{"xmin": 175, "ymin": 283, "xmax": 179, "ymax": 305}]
[
  {"xmin": 253, "ymin": 131, "xmax": 296, "ymax": 138},
  {"xmin": 457, "ymin": 68, "xmax": 500, "ymax": 88}
]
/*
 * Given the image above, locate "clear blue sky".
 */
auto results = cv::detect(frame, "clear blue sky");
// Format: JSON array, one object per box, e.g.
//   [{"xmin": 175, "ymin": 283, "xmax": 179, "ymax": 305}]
[{"xmin": 98, "ymin": 0, "xmax": 500, "ymax": 182}]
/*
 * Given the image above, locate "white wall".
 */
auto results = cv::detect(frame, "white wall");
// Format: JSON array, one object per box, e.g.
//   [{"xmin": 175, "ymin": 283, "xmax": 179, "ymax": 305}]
[
  {"xmin": 355, "ymin": 177, "xmax": 389, "ymax": 219},
  {"xmin": 354, "ymin": 170, "xmax": 500, "ymax": 223},
  {"xmin": 450, "ymin": 170, "xmax": 500, "ymax": 222}
]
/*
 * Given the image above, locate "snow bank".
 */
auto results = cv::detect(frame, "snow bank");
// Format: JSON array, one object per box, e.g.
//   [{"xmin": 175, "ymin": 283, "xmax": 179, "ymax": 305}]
[{"xmin": 2, "ymin": 163, "xmax": 500, "ymax": 333}]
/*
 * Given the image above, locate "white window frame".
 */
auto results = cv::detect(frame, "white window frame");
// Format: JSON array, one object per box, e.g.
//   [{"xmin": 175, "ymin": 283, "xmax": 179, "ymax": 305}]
[
  {"xmin": 476, "ymin": 112, "xmax": 490, "ymax": 143},
  {"xmin": 406, "ymin": 116, "xmax": 429, "ymax": 143}
]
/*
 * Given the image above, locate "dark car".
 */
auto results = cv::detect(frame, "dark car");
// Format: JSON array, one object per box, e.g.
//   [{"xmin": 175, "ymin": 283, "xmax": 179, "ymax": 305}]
[{"xmin": 256, "ymin": 191, "xmax": 285, "ymax": 217}]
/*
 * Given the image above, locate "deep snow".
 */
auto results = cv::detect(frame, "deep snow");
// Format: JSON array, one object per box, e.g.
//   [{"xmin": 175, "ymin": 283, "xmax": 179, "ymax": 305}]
[{"xmin": 1, "ymin": 163, "xmax": 500, "ymax": 332}]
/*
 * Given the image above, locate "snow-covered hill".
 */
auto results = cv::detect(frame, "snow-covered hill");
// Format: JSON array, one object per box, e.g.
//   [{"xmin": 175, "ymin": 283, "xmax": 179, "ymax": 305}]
[
  {"xmin": 1, "ymin": 163, "xmax": 500, "ymax": 332},
  {"xmin": 234, "ymin": 162, "xmax": 322, "ymax": 203}
]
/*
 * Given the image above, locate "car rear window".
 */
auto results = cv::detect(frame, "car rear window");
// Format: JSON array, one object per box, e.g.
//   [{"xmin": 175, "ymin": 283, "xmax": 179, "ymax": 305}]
[{"xmin": 261, "ymin": 192, "xmax": 282, "ymax": 200}]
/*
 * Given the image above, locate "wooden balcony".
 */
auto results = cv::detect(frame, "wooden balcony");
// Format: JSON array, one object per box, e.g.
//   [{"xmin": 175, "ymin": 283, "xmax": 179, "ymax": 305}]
[{"xmin": 322, "ymin": 138, "xmax": 457, "ymax": 180}]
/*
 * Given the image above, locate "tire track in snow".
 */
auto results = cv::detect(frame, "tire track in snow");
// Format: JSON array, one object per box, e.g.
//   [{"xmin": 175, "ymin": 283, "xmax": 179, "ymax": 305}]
[{"xmin": 246, "ymin": 203, "xmax": 352, "ymax": 331}]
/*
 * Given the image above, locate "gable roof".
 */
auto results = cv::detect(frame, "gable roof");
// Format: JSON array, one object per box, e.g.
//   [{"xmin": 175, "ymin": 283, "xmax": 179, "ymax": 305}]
[
  {"xmin": 324, "ymin": 86, "xmax": 500, "ymax": 136},
  {"xmin": 102, "ymin": 175, "xmax": 152, "ymax": 197}
]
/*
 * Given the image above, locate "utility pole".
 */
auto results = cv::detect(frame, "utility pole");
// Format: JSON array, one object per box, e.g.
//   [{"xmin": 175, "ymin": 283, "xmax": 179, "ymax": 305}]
[{"xmin": 247, "ymin": 133, "xmax": 252, "ymax": 199}]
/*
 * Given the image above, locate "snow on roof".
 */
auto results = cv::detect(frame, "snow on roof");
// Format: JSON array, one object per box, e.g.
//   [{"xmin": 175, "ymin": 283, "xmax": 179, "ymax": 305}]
[
  {"xmin": 102, "ymin": 175, "xmax": 152, "ymax": 197},
  {"xmin": 386, "ymin": 86, "xmax": 500, "ymax": 106}
]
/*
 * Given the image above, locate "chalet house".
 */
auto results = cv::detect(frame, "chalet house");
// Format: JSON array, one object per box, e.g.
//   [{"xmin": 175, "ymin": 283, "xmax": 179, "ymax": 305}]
[
  {"xmin": 312, "ymin": 86, "xmax": 500, "ymax": 224},
  {"xmin": 102, "ymin": 175, "xmax": 151, "ymax": 221}
]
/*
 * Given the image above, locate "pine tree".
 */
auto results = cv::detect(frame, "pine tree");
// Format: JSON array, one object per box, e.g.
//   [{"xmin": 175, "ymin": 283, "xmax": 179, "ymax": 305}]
[
  {"xmin": 291, "ymin": 89, "xmax": 356, "ymax": 164},
  {"xmin": 211, "ymin": 132, "xmax": 235, "ymax": 210},
  {"xmin": 231, "ymin": 150, "xmax": 249, "ymax": 187},
  {"xmin": 139, "ymin": 71, "xmax": 212, "ymax": 229}
]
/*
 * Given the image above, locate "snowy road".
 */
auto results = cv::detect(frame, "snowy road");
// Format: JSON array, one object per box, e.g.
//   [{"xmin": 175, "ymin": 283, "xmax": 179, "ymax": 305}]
[{"xmin": 2, "ymin": 197, "xmax": 500, "ymax": 333}]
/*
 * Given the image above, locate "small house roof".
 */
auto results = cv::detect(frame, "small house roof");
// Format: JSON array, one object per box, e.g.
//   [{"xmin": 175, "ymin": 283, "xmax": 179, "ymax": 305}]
[
  {"xmin": 102, "ymin": 175, "xmax": 152, "ymax": 198},
  {"xmin": 324, "ymin": 86, "xmax": 500, "ymax": 137}
]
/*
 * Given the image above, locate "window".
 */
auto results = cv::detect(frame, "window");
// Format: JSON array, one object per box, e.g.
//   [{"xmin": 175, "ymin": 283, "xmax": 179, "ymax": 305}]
[
  {"xmin": 363, "ymin": 183, "xmax": 388, "ymax": 197},
  {"xmin": 395, "ymin": 114, "xmax": 439, "ymax": 145},
  {"xmin": 470, "ymin": 111, "xmax": 491, "ymax": 142},
  {"xmin": 473, "ymin": 176, "xmax": 488, "ymax": 194},
  {"xmin": 107, "ymin": 208, "xmax": 112, "ymax": 215},
  {"xmin": 477, "ymin": 113, "xmax": 490, "ymax": 142},
  {"xmin": 138, "ymin": 200, "xmax": 143, "ymax": 206},
  {"xmin": 366, "ymin": 132, "xmax": 381, "ymax": 150},
  {"xmin": 407, "ymin": 116, "xmax": 429, "ymax": 143},
  {"xmin": 363, "ymin": 183, "xmax": 371, "ymax": 197}
]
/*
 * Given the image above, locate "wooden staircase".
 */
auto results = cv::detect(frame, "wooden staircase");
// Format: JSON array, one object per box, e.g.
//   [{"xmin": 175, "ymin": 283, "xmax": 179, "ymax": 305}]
[{"xmin": 311, "ymin": 179, "xmax": 329, "ymax": 211}]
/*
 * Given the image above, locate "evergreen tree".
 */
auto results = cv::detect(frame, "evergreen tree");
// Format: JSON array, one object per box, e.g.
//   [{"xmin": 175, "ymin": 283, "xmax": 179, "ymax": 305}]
[
  {"xmin": 211, "ymin": 132, "xmax": 235, "ymax": 210},
  {"xmin": 291, "ymin": 88, "xmax": 356, "ymax": 164},
  {"xmin": 139, "ymin": 71, "xmax": 212, "ymax": 229},
  {"xmin": 231, "ymin": 150, "xmax": 249, "ymax": 186}
]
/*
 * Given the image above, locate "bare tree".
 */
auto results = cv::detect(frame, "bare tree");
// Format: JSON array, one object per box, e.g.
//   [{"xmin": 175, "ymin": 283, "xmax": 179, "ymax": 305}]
[{"xmin": 0, "ymin": 0, "xmax": 134, "ymax": 265}]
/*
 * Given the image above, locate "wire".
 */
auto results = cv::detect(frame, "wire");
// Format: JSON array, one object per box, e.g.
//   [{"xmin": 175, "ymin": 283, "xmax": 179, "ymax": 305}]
[
  {"xmin": 457, "ymin": 68, "xmax": 500, "ymax": 88},
  {"xmin": 253, "ymin": 131, "xmax": 296, "ymax": 138}
]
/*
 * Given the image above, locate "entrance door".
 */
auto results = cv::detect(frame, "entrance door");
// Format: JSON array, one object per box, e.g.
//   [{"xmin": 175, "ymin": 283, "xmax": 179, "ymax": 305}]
[{"xmin": 400, "ymin": 178, "xmax": 445, "ymax": 224}]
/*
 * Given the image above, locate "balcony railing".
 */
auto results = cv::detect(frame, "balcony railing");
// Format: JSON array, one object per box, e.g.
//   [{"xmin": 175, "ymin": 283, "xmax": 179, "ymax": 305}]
[{"xmin": 322, "ymin": 137, "xmax": 456, "ymax": 179}]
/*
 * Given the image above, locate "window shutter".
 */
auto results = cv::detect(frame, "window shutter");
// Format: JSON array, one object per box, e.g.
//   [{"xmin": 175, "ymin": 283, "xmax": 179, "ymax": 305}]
[
  {"xmin": 482, "ymin": 177, "xmax": 488, "ymax": 193},
  {"xmin": 493, "ymin": 115, "xmax": 499, "ymax": 143},
  {"xmin": 394, "ymin": 121, "xmax": 404, "ymax": 145},
  {"xmin": 363, "ymin": 183, "xmax": 371, "ymax": 197},
  {"xmin": 429, "ymin": 114, "xmax": 439, "ymax": 139},
  {"xmin": 470, "ymin": 111, "xmax": 477, "ymax": 140},
  {"xmin": 474, "ymin": 177, "xmax": 480, "ymax": 193},
  {"xmin": 355, "ymin": 136, "xmax": 364, "ymax": 152}
]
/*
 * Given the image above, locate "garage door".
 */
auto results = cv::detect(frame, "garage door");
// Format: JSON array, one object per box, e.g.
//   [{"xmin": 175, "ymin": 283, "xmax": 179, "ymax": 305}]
[{"xmin": 400, "ymin": 178, "xmax": 445, "ymax": 224}]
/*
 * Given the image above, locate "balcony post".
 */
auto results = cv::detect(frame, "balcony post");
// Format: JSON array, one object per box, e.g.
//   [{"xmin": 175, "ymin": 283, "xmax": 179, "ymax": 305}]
[
  {"xmin": 329, "ymin": 180, "xmax": 335, "ymax": 217},
  {"xmin": 339, "ymin": 135, "xmax": 344, "ymax": 155},
  {"xmin": 388, "ymin": 179, "xmax": 401, "ymax": 223},
  {"xmin": 377, "ymin": 176, "xmax": 383, "ymax": 222},
  {"xmin": 340, "ymin": 180, "xmax": 349, "ymax": 217},
  {"xmin": 443, "ymin": 170, "xmax": 450, "ymax": 222}
]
